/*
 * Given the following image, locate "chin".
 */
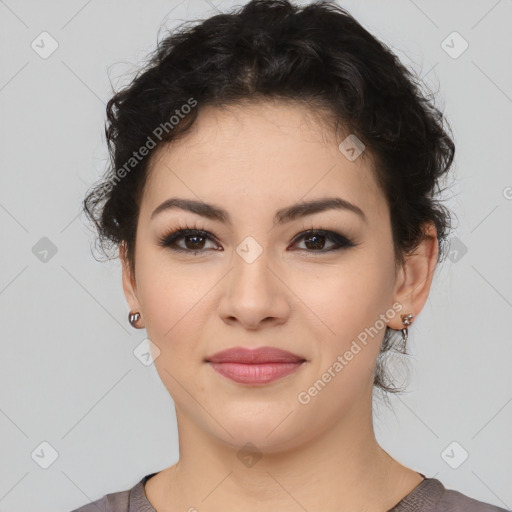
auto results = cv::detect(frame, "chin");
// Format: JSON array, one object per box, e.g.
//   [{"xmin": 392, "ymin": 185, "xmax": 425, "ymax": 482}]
[{"xmin": 210, "ymin": 409, "xmax": 311, "ymax": 454}]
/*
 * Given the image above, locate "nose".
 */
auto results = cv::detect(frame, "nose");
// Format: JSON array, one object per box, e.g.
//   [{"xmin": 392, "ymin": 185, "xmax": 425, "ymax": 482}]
[{"xmin": 217, "ymin": 249, "xmax": 291, "ymax": 330}]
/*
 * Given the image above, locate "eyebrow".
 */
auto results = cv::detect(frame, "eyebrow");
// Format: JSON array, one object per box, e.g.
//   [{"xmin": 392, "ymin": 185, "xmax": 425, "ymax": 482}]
[{"xmin": 151, "ymin": 197, "xmax": 367, "ymax": 225}]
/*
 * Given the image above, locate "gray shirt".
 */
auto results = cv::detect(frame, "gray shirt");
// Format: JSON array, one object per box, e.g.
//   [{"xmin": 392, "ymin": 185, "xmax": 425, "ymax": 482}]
[{"xmin": 69, "ymin": 472, "xmax": 510, "ymax": 511}]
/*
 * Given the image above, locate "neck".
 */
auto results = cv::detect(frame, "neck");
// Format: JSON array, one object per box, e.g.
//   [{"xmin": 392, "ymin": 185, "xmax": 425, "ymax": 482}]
[{"xmin": 147, "ymin": 389, "xmax": 423, "ymax": 511}]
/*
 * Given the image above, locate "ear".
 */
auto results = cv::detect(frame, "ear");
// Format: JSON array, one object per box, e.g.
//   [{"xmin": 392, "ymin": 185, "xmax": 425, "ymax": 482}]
[
  {"xmin": 388, "ymin": 222, "xmax": 439, "ymax": 330},
  {"xmin": 120, "ymin": 241, "xmax": 142, "ymax": 314}
]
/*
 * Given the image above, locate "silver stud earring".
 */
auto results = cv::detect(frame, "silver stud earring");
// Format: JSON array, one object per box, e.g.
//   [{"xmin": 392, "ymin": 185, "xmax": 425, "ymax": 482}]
[
  {"xmin": 400, "ymin": 313, "xmax": 414, "ymax": 344},
  {"xmin": 128, "ymin": 311, "xmax": 144, "ymax": 329}
]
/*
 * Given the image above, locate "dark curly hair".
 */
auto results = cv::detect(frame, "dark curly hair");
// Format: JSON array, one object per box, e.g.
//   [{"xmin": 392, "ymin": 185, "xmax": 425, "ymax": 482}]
[{"xmin": 83, "ymin": 0, "xmax": 456, "ymax": 395}]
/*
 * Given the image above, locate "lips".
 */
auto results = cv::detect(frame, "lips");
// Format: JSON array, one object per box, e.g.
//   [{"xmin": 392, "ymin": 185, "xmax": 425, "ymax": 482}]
[
  {"xmin": 206, "ymin": 346, "xmax": 305, "ymax": 364},
  {"xmin": 206, "ymin": 347, "xmax": 306, "ymax": 385}
]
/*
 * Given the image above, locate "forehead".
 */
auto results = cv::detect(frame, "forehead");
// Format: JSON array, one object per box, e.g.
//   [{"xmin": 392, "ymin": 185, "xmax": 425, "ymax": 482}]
[{"xmin": 140, "ymin": 100, "xmax": 388, "ymax": 224}]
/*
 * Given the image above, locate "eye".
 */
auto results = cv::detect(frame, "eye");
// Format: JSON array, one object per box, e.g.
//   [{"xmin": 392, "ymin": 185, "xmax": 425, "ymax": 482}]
[
  {"xmin": 158, "ymin": 226, "xmax": 355, "ymax": 255},
  {"xmin": 157, "ymin": 228, "xmax": 222, "ymax": 254},
  {"xmin": 289, "ymin": 229, "xmax": 355, "ymax": 252}
]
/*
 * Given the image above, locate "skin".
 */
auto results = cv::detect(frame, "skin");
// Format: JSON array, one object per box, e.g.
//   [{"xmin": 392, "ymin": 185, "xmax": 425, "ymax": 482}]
[{"xmin": 121, "ymin": 100, "xmax": 439, "ymax": 512}]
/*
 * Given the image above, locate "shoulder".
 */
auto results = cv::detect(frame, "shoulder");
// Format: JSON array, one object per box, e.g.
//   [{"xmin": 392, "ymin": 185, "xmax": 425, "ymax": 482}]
[
  {"xmin": 390, "ymin": 477, "xmax": 509, "ymax": 512},
  {"xmin": 67, "ymin": 472, "xmax": 158, "ymax": 512},
  {"xmin": 436, "ymin": 488, "xmax": 510, "ymax": 512},
  {"xmin": 68, "ymin": 488, "xmax": 130, "ymax": 512}
]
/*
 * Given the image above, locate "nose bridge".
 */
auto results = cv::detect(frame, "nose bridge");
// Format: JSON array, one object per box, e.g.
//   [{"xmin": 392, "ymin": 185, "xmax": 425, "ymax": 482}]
[
  {"xmin": 218, "ymin": 236, "xmax": 289, "ymax": 327},
  {"xmin": 230, "ymin": 238, "xmax": 275, "ymax": 300}
]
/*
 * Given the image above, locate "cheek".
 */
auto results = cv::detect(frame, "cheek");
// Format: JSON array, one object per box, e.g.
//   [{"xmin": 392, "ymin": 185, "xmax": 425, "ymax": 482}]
[
  {"xmin": 290, "ymin": 250, "xmax": 396, "ymax": 372},
  {"xmin": 296, "ymin": 256, "xmax": 394, "ymax": 329},
  {"xmin": 139, "ymin": 273, "xmax": 207, "ymax": 400},
  {"xmin": 136, "ymin": 258, "xmax": 209, "ymax": 358}
]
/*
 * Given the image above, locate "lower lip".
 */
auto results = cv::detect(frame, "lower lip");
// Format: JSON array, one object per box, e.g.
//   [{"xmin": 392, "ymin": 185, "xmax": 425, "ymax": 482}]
[{"xmin": 208, "ymin": 361, "xmax": 304, "ymax": 384}]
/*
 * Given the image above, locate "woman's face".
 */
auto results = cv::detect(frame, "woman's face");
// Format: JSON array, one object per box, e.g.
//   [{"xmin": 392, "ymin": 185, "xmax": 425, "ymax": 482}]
[{"xmin": 122, "ymin": 101, "xmax": 420, "ymax": 452}]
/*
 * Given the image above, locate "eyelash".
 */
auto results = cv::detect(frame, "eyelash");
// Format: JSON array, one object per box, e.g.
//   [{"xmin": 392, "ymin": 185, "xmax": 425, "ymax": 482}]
[{"xmin": 157, "ymin": 222, "xmax": 356, "ymax": 255}]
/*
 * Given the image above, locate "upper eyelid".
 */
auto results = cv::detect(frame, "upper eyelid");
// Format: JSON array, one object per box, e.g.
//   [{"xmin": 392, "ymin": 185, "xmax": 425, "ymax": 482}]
[
  {"xmin": 162, "ymin": 227, "xmax": 344, "ymax": 239},
  {"xmin": 160, "ymin": 227, "xmax": 352, "ymax": 248}
]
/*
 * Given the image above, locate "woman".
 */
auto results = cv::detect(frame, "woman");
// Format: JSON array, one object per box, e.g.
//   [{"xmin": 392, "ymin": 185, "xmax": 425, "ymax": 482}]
[{"xmin": 72, "ymin": 0, "xmax": 508, "ymax": 510}]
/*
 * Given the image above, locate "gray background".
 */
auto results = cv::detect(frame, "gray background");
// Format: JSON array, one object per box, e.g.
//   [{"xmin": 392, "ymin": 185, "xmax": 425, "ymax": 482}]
[{"xmin": 1, "ymin": 0, "xmax": 511, "ymax": 511}]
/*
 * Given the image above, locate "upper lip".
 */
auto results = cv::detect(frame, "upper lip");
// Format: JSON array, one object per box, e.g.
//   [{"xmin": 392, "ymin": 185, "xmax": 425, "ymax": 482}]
[{"xmin": 206, "ymin": 346, "xmax": 306, "ymax": 364}]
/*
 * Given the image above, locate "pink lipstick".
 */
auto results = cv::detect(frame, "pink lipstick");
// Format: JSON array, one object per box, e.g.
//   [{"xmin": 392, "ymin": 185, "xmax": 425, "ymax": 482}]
[{"xmin": 206, "ymin": 346, "xmax": 306, "ymax": 384}]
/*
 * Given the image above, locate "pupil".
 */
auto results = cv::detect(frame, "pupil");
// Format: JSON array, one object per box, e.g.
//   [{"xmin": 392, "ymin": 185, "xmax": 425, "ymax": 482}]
[
  {"xmin": 186, "ymin": 235, "xmax": 205, "ymax": 250},
  {"xmin": 305, "ymin": 234, "xmax": 325, "ymax": 250}
]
